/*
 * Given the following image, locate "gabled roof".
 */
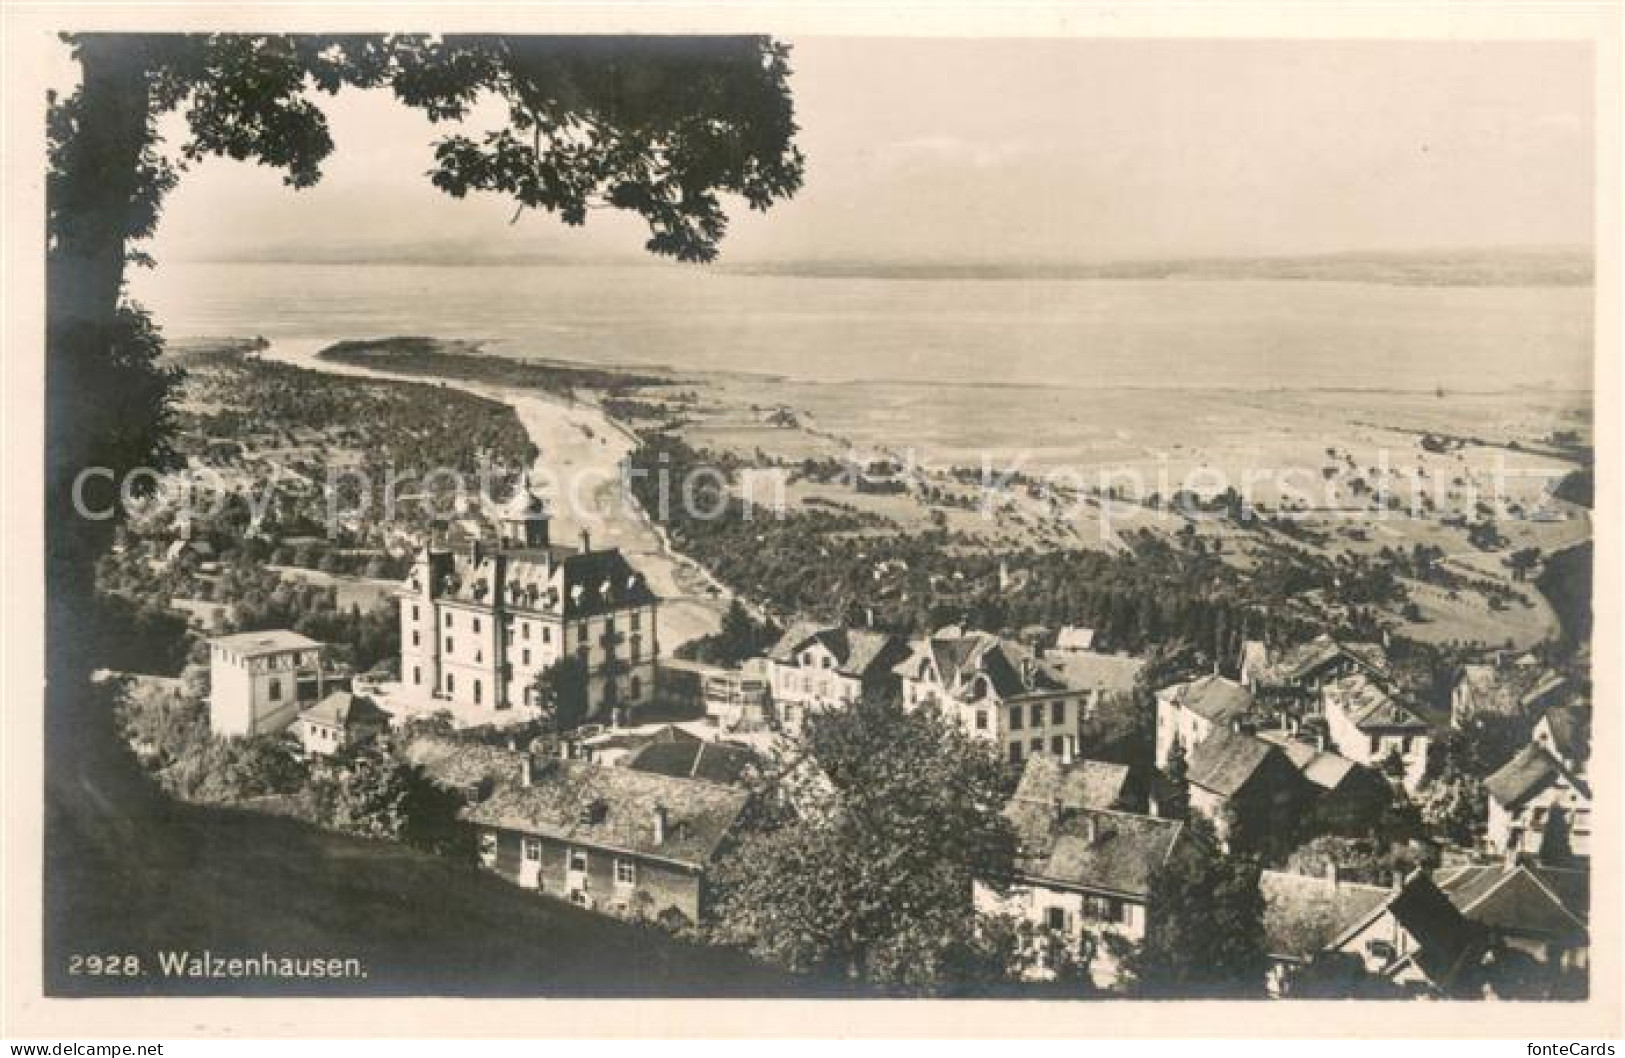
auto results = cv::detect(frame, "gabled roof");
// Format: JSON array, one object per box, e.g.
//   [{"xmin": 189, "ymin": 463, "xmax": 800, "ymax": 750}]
[
  {"xmin": 1162, "ymin": 674, "xmax": 1256, "ymax": 724},
  {"xmin": 411, "ymin": 545, "xmax": 657, "ymax": 620},
  {"xmin": 767, "ymin": 623, "xmax": 908, "ymax": 680},
  {"xmin": 1255, "ymin": 731, "xmax": 1363, "ymax": 791},
  {"xmin": 1011, "ymin": 755, "xmax": 1132, "ymax": 813},
  {"xmin": 299, "ymin": 691, "xmax": 389, "ymax": 731},
  {"xmin": 1043, "ymin": 651, "xmax": 1146, "ymax": 697},
  {"xmin": 461, "ymin": 758, "xmax": 751, "ymax": 868},
  {"xmin": 1005, "ymin": 799, "xmax": 1184, "ymax": 900},
  {"xmin": 1261, "ymin": 870, "xmax": 1392, "ymax": 960},
  {"xmin": 209, "ymin": 629, "xmax": 322, "ymax": 657},
  {"xmin": 403, "ymin": 736, "xmax": 526, "ymax": 790},
  {"xmin": 900, "ymin": 632, "xmax": 1068, "ymax": 700},
  {"xmin": 1187, "ymin": 727, "xmax": 1287, "ymax": 798},
  {"xmin": 1538, "ymin": 704, "xmax": 1591, "ymax": 765},
  {"xmin": 1436, "ymin": 864, "xmax": 1588, "ymax": 942},
  {"xmin": 1484, "ymin": 743, "xmax": 1589, "ymax": 810},
  {"xmin": 1248, "ymin": 635, "xmax": 1390, "ymax": 688},
  {"xmin": 1323, "ymin": 673, "xmax": 1429, "ymax": 732},
  {"xmin": 1380, "ymin": 873, "xmax": 1482, "ymax": 986}
]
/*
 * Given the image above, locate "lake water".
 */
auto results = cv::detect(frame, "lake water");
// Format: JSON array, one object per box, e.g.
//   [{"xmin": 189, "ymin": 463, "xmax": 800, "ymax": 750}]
[{"xmin": 132, "ymin": 261, "xmax": 1593, "ymax": 393}]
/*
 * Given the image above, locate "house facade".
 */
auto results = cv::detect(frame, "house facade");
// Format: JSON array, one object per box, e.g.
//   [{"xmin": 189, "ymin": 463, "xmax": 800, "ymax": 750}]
[
  {"xmin": 296, "ymin": 690, "xmax": 390, "ymax": 757},
  {"xmin": 1153, "ymin": 674, "xmax": 1257, "ymax": 770},
  {"xmin": 896, "ymin": 631, "xmax": 1092, "ymax": 765},
  {"xmin": 1436, "ymin": 863, "xmax": 1589, "ymax": 996},
  {"xmin": 1184, "ymin": 727, "xmax": 1309, "ymax": 853},
  {"xmin": 1321, "ymin": 673, "xmax": 1431, "ymax": 792},
  {"xmin": 208, "ymin": 629, "xmax": 327, "ymax": 737},
  {"xmin": 398, "ymin": 480, "xmax": 659, "ymax": 725},
  {"xmin": 761, "ymin": 623, "xmax": 909, "ymax": 736},
  {"xmin": 976, "ymin": 764, "xmax": 1187, "ymax": 988},
  {"xmin": 1484, "ymin": 743, "xmax": 1591, "ymax": 863}
]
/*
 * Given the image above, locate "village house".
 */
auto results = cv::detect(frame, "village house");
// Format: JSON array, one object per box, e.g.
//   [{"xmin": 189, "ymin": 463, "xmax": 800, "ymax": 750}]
[
  {"xmin": 1153, "ymin": 673, "xmax": 1257, "ymax": 770},
  {"xmin": 658, "ymin": 657, "xmax": 772, "ymax": 731},
  {"xmin": 1532, "ymin": 702, "xmax": 1590, "ymax": 776},
  {"xmin": 1449, "ymin": 654, "xmax": 1572, "ymax": 728},
  {"xmin": 1320, "ymin": 673, "xmax": 1432, "ymax": 792},
  {"xmin": 761, "ymin": 623, "xmax": 910, "ymax": 736},
  {"xmin": 398, "ymin": 475, "xmax": 660, "ymax": 725},
  {"xmin": 1436, "ymin": 863, "xmax": 1589, "ymax": 996},
  {"xmin": 405, "ymin": 737, "xmax": 750, "ymax": 925},
  {"xmin": 1238, "ymin": 634, "xmax": 1390, "ymax": 706},
  {"xmin": 1261, "ymin": 869, "xmax": 1482, "ymax": 998},
  {"xmin": 1041, "ymin": 649, "xmax": 1146, "ymax": 726},
  {"xmin": 974, "ymin": 756, "xmax": 1188, "ymax": 988},
  {"xmin": 895, "ymin": 630, "xmax": 1093, "ymax": 765},
  {"xmin": 1483, "ymin": 743, "xmax": 1591, "ymax": 864},
  {"xmin": 1255, "ymin": 728, "xmax": 1392, "ymax": 836},
  {"xmin": 296, "ymin": 690, "xmax": 391, "ymax": 757},
  {"xmin": 1182, "ymin": 727, "xmax": 1309, "ymax": 853},
  {"xmin": 208, "ymin": 629, "xmax": 327, "ymax": 737}
]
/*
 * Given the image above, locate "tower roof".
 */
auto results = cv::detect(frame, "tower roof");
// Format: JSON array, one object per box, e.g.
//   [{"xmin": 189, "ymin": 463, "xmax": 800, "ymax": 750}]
[{"xmin": 500, "ymin": 470, "xmax": 550, "ymax": 520}]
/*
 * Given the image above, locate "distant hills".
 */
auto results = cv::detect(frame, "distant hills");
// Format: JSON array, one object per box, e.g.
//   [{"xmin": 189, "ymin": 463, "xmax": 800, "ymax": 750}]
[
  {"xmin": 191, "ymin": 243, "xmax": 1592, "ymax": 287},
  {"xmin": 718, "ymin": 247, "xmax": 1594, "ymax": 286}
]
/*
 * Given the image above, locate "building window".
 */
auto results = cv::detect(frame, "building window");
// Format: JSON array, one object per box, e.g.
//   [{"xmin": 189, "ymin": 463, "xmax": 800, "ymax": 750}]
[
  {"xmin": 1084, "ymin": 895, "xmax": 1122, "ymax": 923},
  {"xmin": 630, "ymin": 636, "xmax": 641, "ymax": 662},
  {"xmin": 478, "ymin": 831, "xmax": 497, "ymax": 866},
  {"xmin": 268, "ymin": 678, "xmax": 282, "ymax": 701},
  {"xmin": 543, "ymin": 626, "xmax": 552, "ymax": 644},
  {"xmin": 473, "ymin": 617, "xmax": 482, "ymax": 633},
  {"xmin": 1010, "ymin": 706, "xmax": 1024, "ymax": 731},
  {"xmin": 445, "ymin": 637, "xmax": 454, "ymax": 655},
  {"xmin": 631, "ymin": 611, "xmax": 641, "ymax": 631},
  {"xmin": 568, "ymin": 849, "xmax": 588, "ymax": 873},
  {"xmin": 630, "ymin": 675, "xmax": 642, "ymax": 700},
  {"xmin": 445, "ymin": 612, "xmax": 452, "ymax": 628},
  {"xmin": 1045, "ymin": 907, "xmax": 1067, "ymax": 932},
  {"xmin": 1030, "ymin": 737, "xmax": 1043, "ymax": 753},
  {"xmin": 474, "ymin": 679, "xmax": 482, "ymax": 705},
  {"xmin": 1051, "ymin": 735, "xmax": 1065, "ymax": 756},
  {"xmin": 446, "ymin": 674, "xmax": 455, "ymax": 694},
  {"xmin": 522, "ymin": 622, "xmax": 530, "ymax": 640},
  {"xmin": 412, "ymin": 630, "xmax": 420, "ymax": 647},
  {"xmin": 1030, "ymin": 703, "xmax": 1044, "ymax": 728},
  {"xmin": 412, "ymin": 604, "xmax": 419, "ymax": 621},
  {"xmin": 522, "ymin": 649, "xmax": 531, "ymax": 665},
  {"xmin": 1009, "ymin": 743, "xmax": 1023, "ymax": 765},
  {"xmin": 523, "ymin": 837, "xmax": 542, "ymax": 861},
  {"xmin": 413, "ymin": 666, "xmax": 421, "ymax": 686},
  {"xmin": 975, "ymin": 710, "xmax": 988, "ymax": 731},
  {"xmin": 614, "ymin": 859, "xmax": 636, "ymax": 887},
  {"xmin": 1051, "ymin": 700, "xmax": 1066, "ymax": 725},
  {"xmin": 1369, "ymin": 734, "xmax": 1380, "ymax": 755}
]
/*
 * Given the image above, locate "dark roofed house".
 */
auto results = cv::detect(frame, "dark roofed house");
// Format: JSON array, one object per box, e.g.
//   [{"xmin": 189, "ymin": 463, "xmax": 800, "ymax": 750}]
[
  {"xmin": 408, "ymin": 735, "xmax": 751, "ymax": 925},
  {"xmin": 1012, "ymin": 754, "xmax": 1136, "ymax": 814},
  {"xmin": 1239, "ymin": 634, "xmax": 1391, "ymax": 702},
  {"xmin": 1322, "ymin": 672, "xmax": 1432, "ymax": 792},
  {"xmin": 1533, "ymin": 702, "xmax": 1591, "ymax": 775},
  {"xmin": 1256, "ymin": 729, "xmax": 1392, "ymax": 836},
  {"xmin": 1437, "ymin": 863, "xmax": 1588, "ymax": 995},
  {"xmin": 1484, "ymin": 743, "xmax": 1591, "ymax": 864},
  {"xmin": 977, "ymin": 782, "xmax": 1188, "ymax": 988},
  {"xmin": 1450, "ymin": 659, "xmax": 1574, "ymax": 728},
  {"xmin": 1184, "ymin": 727, "xmax": 1309, "ymax": 854}
]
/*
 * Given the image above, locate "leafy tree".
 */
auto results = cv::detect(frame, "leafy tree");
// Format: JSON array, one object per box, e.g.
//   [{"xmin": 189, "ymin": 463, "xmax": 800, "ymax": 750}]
[
  {"xmin": 1286, "ymin": 833, "xmax": 1428, "ymax": 888},
  {"xmin": 531, "ymin": 655, "xmax": 589, "ymax": 735},
  {"xmin": 1420, "ymin": 775, "xmax": 1487, "ymax": 848},
  {"xmin": 705, "ymin": 693, "xmax": 1017, "ymax": 992},
  {"xmin": 1161, "ymin": 736, "xmax": 1190, "ymax": 821},
  {"xmin": 323, "ymin": 749, "xmax": 413, "ymax": 840},
  {"xmin": 1122, "ymin": 815, "xmax": 1268, "ymax": 997}
]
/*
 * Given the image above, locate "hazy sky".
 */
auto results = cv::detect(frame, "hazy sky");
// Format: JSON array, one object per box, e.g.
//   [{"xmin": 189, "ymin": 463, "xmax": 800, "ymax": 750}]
[{"xmin": 135, "ymin": 37, "xmax": 1594, "ymax": 265}]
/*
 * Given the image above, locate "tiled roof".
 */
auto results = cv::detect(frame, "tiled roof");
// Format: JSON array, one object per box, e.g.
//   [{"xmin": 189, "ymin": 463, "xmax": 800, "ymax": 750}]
[
  {"xmin": 1261, "ymin": 870, "xmax": 1391, "ymax": 960},
  {"xmin": 1165, "ymin": 675, "xmax": 1256, "ymax": 724},
  {"xmin": 1187, "ymin": 727, "xmax": 1283, "ymax": 798},
  {"xmin": 403, "ymin": 736, "xmax": 527, "ymax": 790},
  {"xmin": 1005, "ymin": 798, "xmax": 1183, "ymax": 900},
  {"xmin": 462, "ymin": 759, "xmax": 750, "ymax": 868},
  {"xmin": 1436, "ymin": 865, "xmax": 1588, "ymax": 942},
  {"xmin": 209, "ymin": 629, "xmax": 322, "ymax": 657},
  {"xmin": 1323, "ymin": 673, "xmax": 1429, "ymax": 732},
  {"xmin": 1011, "ymin": 755, "xmax": 1132, "ymax": 813},
  {"xmin": 1255, "ymin": 731, "xmax": 1361, "ymax": 791},
  {"xmin": 1249, "ymin": 635, "xmax": 1390, "ymax": 688},
  {"xmin": 1484, "ymin": 743, "xmax": 1588, "ymax": 810}
]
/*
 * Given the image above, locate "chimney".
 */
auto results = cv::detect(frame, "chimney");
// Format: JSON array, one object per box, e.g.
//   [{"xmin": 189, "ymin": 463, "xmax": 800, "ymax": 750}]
[
  {"xmin": 519, "ymin": 752, "xmax": 535, "ymax": 787},
  {"xmin": 652, "ymin": 804, "xmax": 668, "ymax": 846},
  {"xmin": 579, "ymin": 528, "xmax": 591, "ymax": 554},
  {"xmin": 469, "ymin": 538, "xmax": 483, "ymax": 566}
]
